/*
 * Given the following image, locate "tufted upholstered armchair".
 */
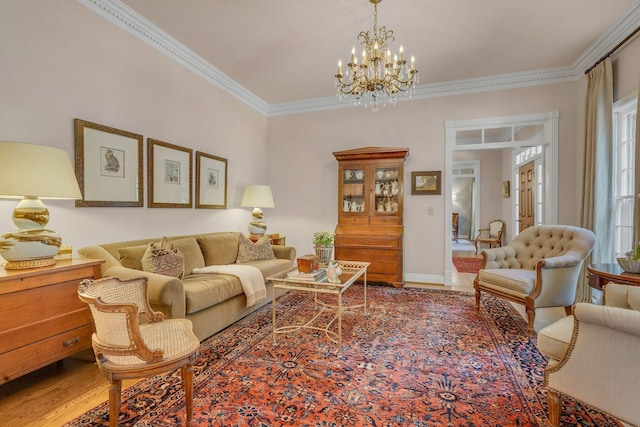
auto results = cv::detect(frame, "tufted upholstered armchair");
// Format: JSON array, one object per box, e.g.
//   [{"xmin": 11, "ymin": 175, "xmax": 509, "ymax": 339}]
[
  {"xmin": 474, "ymin": 225, "xmax": 596, "ymax": 335},
  {"xmin": 78, "ymin": 276, "xmax": 200, "ymax": 427},
  {"xmin": 537, "ymin": 283, "xmax": 640, "ymax": 426}
]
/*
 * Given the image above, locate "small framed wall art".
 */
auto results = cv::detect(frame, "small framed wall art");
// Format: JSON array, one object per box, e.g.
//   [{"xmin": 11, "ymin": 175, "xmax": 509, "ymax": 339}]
[
  {"xmin": 411, "ymin": 171, "xmax": 442, "ymax": 195},
  {"xmin": 74, "ymin": 118, "xmax": 144, "ymax": 207},
  {"xmin": 195, "ymin": 151, "xmax": 228, "ymax": 209},
  {"xmin": 148, "ymin": 138, "xmax": 193, "ymax": 208},
  {"xmin": 502, "ymin": 180, "xmax": 511, "ymax": 198}
]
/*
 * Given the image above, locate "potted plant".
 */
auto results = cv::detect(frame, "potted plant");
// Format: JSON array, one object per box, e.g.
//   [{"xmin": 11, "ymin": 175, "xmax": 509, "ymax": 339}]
[{"xmin": 313, "ymin": 231, "xmax": 334, "ymax": 264}]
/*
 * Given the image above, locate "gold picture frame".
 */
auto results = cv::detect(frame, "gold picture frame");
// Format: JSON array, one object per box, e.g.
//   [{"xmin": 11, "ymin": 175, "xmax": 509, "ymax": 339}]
[
  {"xmin": 148, "ymin": 138, "xmax": 193, "ymax": 208},
  {"xmin": 502, "ymin": 180, "xmax": 511, "ymax": 198},
  {"xmin": 74, "ymin": 118, "xmax": 144, "ymax": 207},
  {"xmin": 411, "ymin": 171, "xmax": 442, "ymax": 195},
  {"xmin": 195, "ymin": 151, "xmax": 228, "ymax": 209}
]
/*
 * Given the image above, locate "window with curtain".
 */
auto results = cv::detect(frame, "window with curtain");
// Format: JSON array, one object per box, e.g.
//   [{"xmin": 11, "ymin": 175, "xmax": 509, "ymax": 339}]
[{"xmin": 613, "ymin": 96, "xmax": 638, "ymax": 259}]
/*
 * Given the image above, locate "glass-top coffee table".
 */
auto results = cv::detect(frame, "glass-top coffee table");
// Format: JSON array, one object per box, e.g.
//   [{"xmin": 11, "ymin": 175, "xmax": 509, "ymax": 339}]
[{"xmin": 267, "ymin": 260, "xmax": 370, "ymax": 355}]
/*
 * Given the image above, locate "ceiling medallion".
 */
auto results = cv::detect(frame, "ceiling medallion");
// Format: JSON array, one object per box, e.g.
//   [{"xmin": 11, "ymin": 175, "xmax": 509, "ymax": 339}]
[{"xmin": 334, "ymin": 0, "xmax": 418, "ymax": 111}]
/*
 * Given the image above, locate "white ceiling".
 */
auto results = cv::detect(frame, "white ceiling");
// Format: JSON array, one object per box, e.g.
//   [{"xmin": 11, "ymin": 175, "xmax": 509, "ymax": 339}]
[{"xmin": 91, "ymin": 0, "xmax": 639, "ymax": 113}]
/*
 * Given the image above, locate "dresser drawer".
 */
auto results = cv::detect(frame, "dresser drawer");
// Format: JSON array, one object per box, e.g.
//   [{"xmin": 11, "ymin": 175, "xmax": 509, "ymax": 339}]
[
  {"xmin": 0, "ymin": 308, "xmax": 92, "ymax": 354},
  {"xmin": 0, "ymin": 279, "xmax": 89, "ymax": 334},
  {"xmin": 0, "ymin": 324, "xmax": 94, "ymax": 383},
  {"xmin": 336, "ymin": 236, "xmax": 400, "ymax": 249},
  {"xmin": 336, "ymin": 247, "xmax": 401, "ymax": 261}
]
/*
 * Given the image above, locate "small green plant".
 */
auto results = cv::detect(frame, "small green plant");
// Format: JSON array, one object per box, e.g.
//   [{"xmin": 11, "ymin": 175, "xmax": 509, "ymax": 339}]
[
  {"xmin": 312, "ymin": 231, "xmax": 334, "ymax": 247},
  {"xmin": 626, "ymin": 242, "xmax": 640, "ymax": 260}
]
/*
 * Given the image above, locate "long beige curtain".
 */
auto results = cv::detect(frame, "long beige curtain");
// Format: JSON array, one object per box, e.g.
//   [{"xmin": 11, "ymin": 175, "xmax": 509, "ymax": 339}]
[
  {"xmin": 633, "ymin": 74, "xmax": 640, "ymax": 245},
  {"xmin": 578, "ymin": 58, "xmax": 613, "ymax": 304}
]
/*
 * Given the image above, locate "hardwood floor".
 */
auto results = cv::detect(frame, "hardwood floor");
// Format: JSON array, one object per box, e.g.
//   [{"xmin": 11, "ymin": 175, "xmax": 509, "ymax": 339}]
[{"xmin": 0, "ymin": 253, "xmax": 564, "ymax": 427}]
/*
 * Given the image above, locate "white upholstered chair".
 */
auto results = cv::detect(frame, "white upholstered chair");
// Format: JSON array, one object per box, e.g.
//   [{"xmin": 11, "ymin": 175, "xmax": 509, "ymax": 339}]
[
  {"xmin": 537, "ymin": 282, "xmax": 640, "ymax": 426},
  {"xmin": 474, "ymin": 225, "xmax": 596, "ymax": 335},
  {"xmin": 78, "ymin": 276, "xmax": 200, "ymax": 427}
]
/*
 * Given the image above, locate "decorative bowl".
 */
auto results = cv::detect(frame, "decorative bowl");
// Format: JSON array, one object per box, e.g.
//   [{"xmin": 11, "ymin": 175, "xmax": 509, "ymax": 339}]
[{"xmin": 617, "ymin": 257, "xmax": 640, "ymax": 273}]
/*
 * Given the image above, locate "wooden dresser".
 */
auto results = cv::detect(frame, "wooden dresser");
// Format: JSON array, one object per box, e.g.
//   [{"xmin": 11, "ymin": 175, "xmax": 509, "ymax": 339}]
[
  {"xmin": 0, "ymin": 258, "xmax": 103, "ymax": 385},
  {"xmin": 333, "ymin": 147, "xmax": 408, "ymax": 287}
]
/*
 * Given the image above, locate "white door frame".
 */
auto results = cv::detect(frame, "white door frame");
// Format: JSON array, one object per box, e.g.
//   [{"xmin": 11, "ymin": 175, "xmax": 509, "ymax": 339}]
[{"xmin": 443, "ymin": 111, "xmax": 559, "ymax": 284}]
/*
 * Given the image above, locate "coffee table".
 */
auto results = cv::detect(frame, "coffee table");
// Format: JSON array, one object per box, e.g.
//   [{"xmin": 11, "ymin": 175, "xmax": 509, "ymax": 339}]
[{"xmin": 268, "ymin": 260, "xmax": 370, "ymax": 355}]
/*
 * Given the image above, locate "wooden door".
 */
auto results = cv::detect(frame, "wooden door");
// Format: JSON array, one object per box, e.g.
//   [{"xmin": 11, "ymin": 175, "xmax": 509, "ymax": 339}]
[{"xmin": 519, "ymin": 161, "xmax": 535, "ymax": 231}]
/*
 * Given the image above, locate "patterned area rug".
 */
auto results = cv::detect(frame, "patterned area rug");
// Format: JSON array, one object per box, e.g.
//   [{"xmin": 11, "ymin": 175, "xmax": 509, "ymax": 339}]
[
  {"xmin": 452, "ymin": 256, "xmax": 483, "ymax": 273},
  {"xmin": 66, "ymin": 287, "xmax": 621, "ymax": 426}
]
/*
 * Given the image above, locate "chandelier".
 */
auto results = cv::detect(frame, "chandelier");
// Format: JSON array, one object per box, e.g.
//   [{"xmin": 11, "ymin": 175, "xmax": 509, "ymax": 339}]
[{"xmin": 334, "ymin": 0, "xmax": 418, "ymax": 111}]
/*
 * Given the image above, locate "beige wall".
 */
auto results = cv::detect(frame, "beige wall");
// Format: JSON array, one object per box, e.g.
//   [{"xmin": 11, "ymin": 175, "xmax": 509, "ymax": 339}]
[
  {"xmin": 1, "ymin": 2, "xmax": 638, "ymax": 283},
  {"xmin": 0, "ymin": 1, "xmax": 269, "ymax": 254},
  {"xmin": 268, "ymin": 82, "xmax": 580, "ymax": 281}
]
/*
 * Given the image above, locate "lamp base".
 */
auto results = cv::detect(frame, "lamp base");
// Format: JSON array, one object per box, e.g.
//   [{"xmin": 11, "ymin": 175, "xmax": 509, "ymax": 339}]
[
  {"xmin": 0, "ymin": 228, "xmax": 62, "ymax": 270},
  {"xmin": 4, "ymin": 257, "xmax": 56, "ymax": 270}
]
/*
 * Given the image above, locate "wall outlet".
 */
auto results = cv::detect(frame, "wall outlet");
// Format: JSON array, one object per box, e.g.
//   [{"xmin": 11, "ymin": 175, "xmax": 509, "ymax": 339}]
[{"xmin": 427, "ymin": 206, "xmax": 435, "ymax": 215}]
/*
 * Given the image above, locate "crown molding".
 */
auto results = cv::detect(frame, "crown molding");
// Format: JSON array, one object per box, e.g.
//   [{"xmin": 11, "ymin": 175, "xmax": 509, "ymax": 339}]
[
  {"xmin": 76, "ymin": 0, "xmax": 269, "ymax": 115},
  {"xmin": 79, "ymin": 0, "xmax": 640, "ymax": 117}
]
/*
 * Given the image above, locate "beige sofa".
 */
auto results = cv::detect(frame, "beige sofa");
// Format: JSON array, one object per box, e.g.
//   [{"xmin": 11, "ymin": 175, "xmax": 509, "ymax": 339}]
[
  {"xmin": 537, "ymin": 282, "xmax": 640, "ymax": 426},
  {"xmin": 78, "ymin": 232, "xmax": 296, "ymax": 341}
]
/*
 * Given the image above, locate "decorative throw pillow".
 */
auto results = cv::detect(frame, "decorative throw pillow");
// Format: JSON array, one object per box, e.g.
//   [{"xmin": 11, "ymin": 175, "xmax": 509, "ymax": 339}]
[
  {"xmin": 236, "ymin": 234, "xmax": 276, "ymax": 263},
  {"xmin": 141, "ymin": 237, "xmax": 185, "ymax": 279}
]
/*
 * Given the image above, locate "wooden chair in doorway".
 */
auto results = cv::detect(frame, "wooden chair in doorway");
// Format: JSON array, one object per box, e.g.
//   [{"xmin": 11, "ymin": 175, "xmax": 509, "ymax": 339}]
[
  {"xmin": 452, "ymin": 213, "xmax": 459, "ymax": 242},
  {"xmin": 474, "ymin": 219, "xmax": 505, "ymax": 253}
]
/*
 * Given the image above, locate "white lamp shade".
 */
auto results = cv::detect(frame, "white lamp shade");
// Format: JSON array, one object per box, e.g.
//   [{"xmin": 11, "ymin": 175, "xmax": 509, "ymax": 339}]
[
  {"xmin": 240, "ymin": 185, "xmax": 274, "ymax": 208},
  {"xmin": 0, "ymin": 141, "xmax": 82, "ymax": 199}
]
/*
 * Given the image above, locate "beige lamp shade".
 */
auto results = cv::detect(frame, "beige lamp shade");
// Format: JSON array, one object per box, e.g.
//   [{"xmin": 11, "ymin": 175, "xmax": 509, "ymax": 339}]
[
  {"xmin": 240, "ymin": 185, "xmax": 274, "ymax": 238},
  {"xmin": 0, "ymin": 141, "xmax": 82, "ymax": 269},
  {"xmin": 0, "ymin": 141, "xmax": 82, "ymax": 199}
]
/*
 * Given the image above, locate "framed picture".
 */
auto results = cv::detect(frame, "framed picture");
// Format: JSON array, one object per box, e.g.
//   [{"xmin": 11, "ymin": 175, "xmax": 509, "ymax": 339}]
[
  {"xmin": 195, "ymin": 151, "xmax": 228, "ymax": 209},
  {"xmin": 74, "ymin": 118, "xmax": 144, "ymax": 207},
  {"xmin": 411, "ymin": 171, "xmax": 442, "ymax": 195},
  {"xmin": 148, "ymin": 138, "xmax": 193, "ymax": 208},
  {"xmin": 502, "ymin": 180, "xmax": 511, "ymax": 198}
]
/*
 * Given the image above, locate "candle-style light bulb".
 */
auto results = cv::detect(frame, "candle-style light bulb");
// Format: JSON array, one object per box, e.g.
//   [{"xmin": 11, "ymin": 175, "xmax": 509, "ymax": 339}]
[
  {"xmin": 399, "ymin": 45, "xmax": 404, "ymax": 61},
  {"xmin": 338, "ymin": 59, "xmax": 343, "ymax": 75}
]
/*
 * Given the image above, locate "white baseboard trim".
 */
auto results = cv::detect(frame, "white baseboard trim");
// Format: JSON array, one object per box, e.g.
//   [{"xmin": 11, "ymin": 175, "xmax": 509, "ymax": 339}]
[{"xmin": 404, "ymin": 273, "xmax": 444, "ymax": 285}]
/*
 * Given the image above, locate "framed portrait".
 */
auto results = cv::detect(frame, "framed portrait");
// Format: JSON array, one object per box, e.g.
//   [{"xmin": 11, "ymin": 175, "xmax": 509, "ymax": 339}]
[
  {"xmin": 502, "ymin": 180, "xmax": 511, "ymax": 198},
  {"xmin": 411, "ymin": 171, "xmax": 442, "ymax": 195},
  {"xmin": 148, "ymin": 138, "xmax": 193, "ymax": 208},
  {"xmin": 74, "ymin": 118, "xmax": 144, "ymax": 207},
  {"xmin": 195, "ymin": 151, "xmax": 227, "ymax": 209}
]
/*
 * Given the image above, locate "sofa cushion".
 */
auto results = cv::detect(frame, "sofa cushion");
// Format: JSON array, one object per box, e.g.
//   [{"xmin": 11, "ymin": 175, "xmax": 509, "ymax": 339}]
[
  {"xmin": 118, "ymin": 244, "xmax": 148, "ymax": 270},
  {"xmin": 141, "ymin": 237, "xmax": 184, "ymax": 279},
  {"xmin": 197, "ymin": 232, "xmax": 241, "ymax": 265},
  {"xmin": 477, "ymin": 268, "xmax": 536, "ymax": 296},
  {"xmin": 236, "ymin": 235, "xmax": 276, "ymax": 263},
  {"xmin": 183, "ymin": 273, "xmax": 243, "ymax": 314},
  {"xmin": 169, "ymin": 236, "xmax": 205, "ymax": 276},
  {"xmin": 243, "ymin": 259, "xmax": 293, "ymax": 278},
  {"xmin": 537, "ymin": 315, "xmax": 574, "ymax": 361}
]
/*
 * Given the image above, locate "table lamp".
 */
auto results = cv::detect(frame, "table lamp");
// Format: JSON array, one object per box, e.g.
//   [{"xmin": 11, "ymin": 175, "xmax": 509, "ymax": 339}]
[
  {"xmin": 240, "ymin": 185, "xmax": 274, "ymax": 240},
  {"xmin": 0, "ymin": 141, "xmax": 82, "ymax": 269}
]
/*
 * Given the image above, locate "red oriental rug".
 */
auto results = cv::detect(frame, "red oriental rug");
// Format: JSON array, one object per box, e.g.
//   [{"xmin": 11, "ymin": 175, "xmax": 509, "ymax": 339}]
[
  {"xmin": 66, "ymin": 287, "xmax": 621, "ymax": 426},
  {"xmin": 453, "ymin": 256, "xmax": 484, "ymax": 274}
]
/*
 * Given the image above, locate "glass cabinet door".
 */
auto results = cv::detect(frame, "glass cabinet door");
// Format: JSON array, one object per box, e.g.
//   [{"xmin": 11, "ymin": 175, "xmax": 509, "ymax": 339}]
[
  {"xmin": 342, "ymin": 167, "xmax": 366, "ymax": 213},
  {"xmin": 373, "ymin": 166, "xmax": 400, "ymax": 214}
]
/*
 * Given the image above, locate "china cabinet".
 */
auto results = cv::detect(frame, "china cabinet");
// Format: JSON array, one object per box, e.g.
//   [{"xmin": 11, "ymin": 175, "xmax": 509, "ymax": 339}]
[{"xmin": 333, "ymin": 147, "xmax": 409, "ymax": 287}]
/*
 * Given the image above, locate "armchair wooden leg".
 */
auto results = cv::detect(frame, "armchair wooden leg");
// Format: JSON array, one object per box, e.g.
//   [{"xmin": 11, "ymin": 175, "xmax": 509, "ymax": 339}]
[
  {"xmin": 108, "ymin": 379, "xmax": 122, "ymax": 427},
  {"xmin": 525, "ymin": 307, "xmax": 535, "ymax": 336},
  {"xmin": 475, "ymin": 289, "xmax": 481, "ymax": 313},
  {"xmin": 547, "ymin": 389, "xmax": 562, "ymax": 427},
  {"xmin": 182, "ymin": 364, "xmax": 194, "ymax": 426}
]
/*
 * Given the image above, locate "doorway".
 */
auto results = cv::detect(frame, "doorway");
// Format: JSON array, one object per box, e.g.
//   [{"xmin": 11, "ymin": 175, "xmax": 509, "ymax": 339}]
[{"xmin": 444, "ymin": 111, "xmax": 559, "ymax": 284}]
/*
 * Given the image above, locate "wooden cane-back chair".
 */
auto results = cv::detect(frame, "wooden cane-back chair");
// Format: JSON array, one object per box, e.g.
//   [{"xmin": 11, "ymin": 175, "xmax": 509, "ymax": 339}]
[{"xmin": 78, "ymin": 276, "xmax": 200, "ymax": 426}]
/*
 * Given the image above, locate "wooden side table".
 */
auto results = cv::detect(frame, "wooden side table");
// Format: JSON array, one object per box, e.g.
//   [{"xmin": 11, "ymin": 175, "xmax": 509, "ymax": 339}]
[
  {"xmin": 587, "ymin": 263, "xmax": 640, "ymax": 290},
  {"xmin": 0, "ymin": 258, "xmax": 103, "ymax": 384}
]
